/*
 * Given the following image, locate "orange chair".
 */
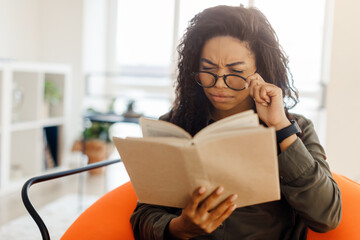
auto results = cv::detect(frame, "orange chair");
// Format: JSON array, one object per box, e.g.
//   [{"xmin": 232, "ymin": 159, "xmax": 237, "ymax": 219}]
[
  {"xmin": 61, "ymin": 181, "xmax": 137, "ymax": 240},
  {"xmin": 60, "ymin": 172, "xmax": 359, "ymax": 239},
  {"xmin": 23, "ymin": 161, "xmax": 360, "ymax": 239},
  {"xmin": 307, "ymin": 173, "xmax": 360, "ymax": 239}
]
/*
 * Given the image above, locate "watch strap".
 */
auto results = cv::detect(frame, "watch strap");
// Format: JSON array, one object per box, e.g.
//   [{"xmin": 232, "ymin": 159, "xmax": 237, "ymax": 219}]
[{"xmin": 276, "ymin": 120, "xmax": 301, "ymax": 144}]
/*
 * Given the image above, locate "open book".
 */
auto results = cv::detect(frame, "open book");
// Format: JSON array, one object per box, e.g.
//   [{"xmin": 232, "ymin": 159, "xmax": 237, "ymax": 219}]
[{"xmin": 113, "ymin": 110, "xmax": 280, "ymax": 209}]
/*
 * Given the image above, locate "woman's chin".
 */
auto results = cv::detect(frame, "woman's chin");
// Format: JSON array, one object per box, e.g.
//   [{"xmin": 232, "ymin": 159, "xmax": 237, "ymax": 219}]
[{"xmin": 211, "ymin": 102, "xmax": 237, "ymax": 112}]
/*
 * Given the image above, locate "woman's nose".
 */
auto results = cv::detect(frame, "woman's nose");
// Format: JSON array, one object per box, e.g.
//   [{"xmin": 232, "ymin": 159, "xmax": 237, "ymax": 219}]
[{"xmin": 214, "ymin": 70, "xmax": 227, "ymax": 88}]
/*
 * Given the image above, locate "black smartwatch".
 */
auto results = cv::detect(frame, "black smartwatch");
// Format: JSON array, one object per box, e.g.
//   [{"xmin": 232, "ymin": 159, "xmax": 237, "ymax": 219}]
[{"xmin": 276, "ymin": 120, "xmax": 301, "ymax": 144}]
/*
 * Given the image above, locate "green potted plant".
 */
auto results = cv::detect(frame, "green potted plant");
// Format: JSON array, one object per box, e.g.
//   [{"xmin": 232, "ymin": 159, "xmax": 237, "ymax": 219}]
[
  {"xmin": 44, "ymin": 80, "xmax": 61, "ymax": 118},
  {"xmin": 83, "ymin": 121, "xmax": 112, "ymax": 143},
  {"xmin": 71, "ymin": 109, "xmax": 114, "ymax": 174}
]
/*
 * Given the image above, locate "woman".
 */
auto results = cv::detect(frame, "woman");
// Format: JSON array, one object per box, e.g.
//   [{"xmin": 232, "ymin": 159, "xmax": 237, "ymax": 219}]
[{"xmin": 130, "ymin": 5, "xmax": 341, "ymax": 240}]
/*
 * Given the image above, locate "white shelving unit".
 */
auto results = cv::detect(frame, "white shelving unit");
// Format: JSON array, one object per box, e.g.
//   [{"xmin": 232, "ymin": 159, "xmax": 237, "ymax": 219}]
[{"xmin": 0, "ymin": 62, "xmax": 71, "ymax": 194}]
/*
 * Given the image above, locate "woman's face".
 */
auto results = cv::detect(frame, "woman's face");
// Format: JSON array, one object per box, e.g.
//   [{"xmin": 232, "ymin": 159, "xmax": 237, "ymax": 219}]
[{"xmin": 200, "ymin": 36, "xmax": 256, "ymax": 118}]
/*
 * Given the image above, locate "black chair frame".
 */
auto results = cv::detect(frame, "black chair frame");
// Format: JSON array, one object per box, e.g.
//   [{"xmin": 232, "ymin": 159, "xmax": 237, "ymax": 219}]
[{"xmin": 21, "ymin": 158, "xmax": 121, "ymax": 240}]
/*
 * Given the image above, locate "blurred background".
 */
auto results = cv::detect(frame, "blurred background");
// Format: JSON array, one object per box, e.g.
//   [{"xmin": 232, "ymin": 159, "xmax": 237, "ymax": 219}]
[{"xmin": 0, "ymin": 0, "xmax": 359, "ymax": 238}]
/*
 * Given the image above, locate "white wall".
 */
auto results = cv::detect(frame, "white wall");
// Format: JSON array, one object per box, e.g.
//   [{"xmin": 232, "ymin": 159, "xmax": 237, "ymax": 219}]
[
  {"xmin": 325, "ymin": 0, "xmax": 360, "ymax": 180},
  {"xmin": 83, "ymin": 0, "xmax": 107, "ymax": 73},
  {"xmin": 82, "ymin": 0, "xmax": 108, "ymax": 112},
  {"xmin": 0, "ymin": 0, "xmax": 41, "ymax": 61}
]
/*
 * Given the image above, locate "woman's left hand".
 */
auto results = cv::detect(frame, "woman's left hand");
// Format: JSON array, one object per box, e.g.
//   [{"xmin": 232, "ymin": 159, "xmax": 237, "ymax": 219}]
[{"xmin": 246, "ymin": 73, "xmax": 291, "ymax": 130}]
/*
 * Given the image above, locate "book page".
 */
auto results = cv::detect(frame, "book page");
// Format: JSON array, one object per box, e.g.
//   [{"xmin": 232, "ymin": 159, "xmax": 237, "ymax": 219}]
[
  {"xmin": 193, "ymin": 126, "xmax": 265, "ymax": 144},
  {"xmin": 125, "ymin": 136, "xmax": 191, "ymax": 147},
  {"xmin": 140, "ymin": 117, "xmax": 192, "ymax": 139},
  {"xmin": 196, "ymin": 128, "xmax": 280, "ymax": 208},
  {"xmin": 194, "ymin": 110, "xmax": 259, "ymax": 140}
]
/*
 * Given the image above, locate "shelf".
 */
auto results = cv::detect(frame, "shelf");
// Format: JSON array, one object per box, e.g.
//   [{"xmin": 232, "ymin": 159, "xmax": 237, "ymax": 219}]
[
  {"xmin": 7, "ymin": 62, "xmax": 71, "ymax": 74},
  {"xmin": 41, "ymin": 117, "xmax": 65, "ymax": 127},
  {"xmin": 10, "ymin": 129, "xmax": 41, "ymax": 181},
  {"xmin": 11, "ymin": 121, "xmax": 39, "ymax": 132},
  {"xmin": 11, "ymin": 71, "xmax": 40, "ymax": 123},
  {"xmin": 10, "ymin": 118, "xmax": 65, "ymax": 131},
  {"xmin": 0, "ymin": 62, "xmax": 71, "ymax": 193}
]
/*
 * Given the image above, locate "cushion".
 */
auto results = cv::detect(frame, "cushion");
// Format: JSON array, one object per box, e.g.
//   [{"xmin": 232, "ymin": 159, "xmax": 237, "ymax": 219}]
[{"xmin": 61, "ymin": 181, "xmax": 137, "ymax": 240}]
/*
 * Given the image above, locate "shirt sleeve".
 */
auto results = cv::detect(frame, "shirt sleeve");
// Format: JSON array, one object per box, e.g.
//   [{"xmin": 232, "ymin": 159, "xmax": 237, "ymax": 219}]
[
  {"xmin": 278, "ymin": 116, "xmax": 342, "ymax": 232},
  {"xmin": 130, "ymin": 202, "xmax": 180, "ymax": 240}
]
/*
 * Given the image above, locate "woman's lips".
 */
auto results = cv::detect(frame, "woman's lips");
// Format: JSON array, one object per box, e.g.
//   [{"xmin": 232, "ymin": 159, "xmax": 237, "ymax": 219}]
[{"xmin": 209, "ymin": 93, "xmax": 234, "ymax": 103}]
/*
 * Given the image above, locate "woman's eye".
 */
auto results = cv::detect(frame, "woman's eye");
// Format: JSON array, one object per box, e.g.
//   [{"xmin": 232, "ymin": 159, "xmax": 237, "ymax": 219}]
[
  {"xmin": 201, "ymin": 66, "xmax": 214, "ymax": 71},
  {"xmin": 231, "ymin": 69, "xmax": 244, "ymax": 73}
]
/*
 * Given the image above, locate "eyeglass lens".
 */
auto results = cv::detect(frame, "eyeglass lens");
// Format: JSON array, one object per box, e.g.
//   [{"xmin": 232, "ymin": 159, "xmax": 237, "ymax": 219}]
[{"xmin": 195, "ymin": 72, "xmax": 246, "ymax": 90}]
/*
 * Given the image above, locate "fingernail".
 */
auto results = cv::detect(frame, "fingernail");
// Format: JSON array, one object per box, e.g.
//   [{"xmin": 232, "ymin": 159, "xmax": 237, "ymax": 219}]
[
  {"xmin": 266, "ymin": 99, "xmax": 270, "ymax": 104},
  {"xmin": 230, "ymin": 194, "xmax": 238, "ymax": 202},
  {"xmin": 245, "ymin": 82, "xmax": 249, "ymax": 89},
  {"xmin": 230, "ymin": 204, "xmax": 237, "ymax": 211},
  {"xmin": 198, "ymin": 187, "xmax": 206, "ymax": 194},
  {"xmin": 216, "ymin": 186, "xmax": 224, "ymax": 194},
  {"xmin": 261, "ymin": 103, "xmax": 268, "ymax": 107}
]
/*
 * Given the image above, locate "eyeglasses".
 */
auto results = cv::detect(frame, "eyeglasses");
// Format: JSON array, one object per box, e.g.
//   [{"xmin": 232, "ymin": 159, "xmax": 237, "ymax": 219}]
[{"xmin": 193, "ymin": 71, "xmax": 247, "ymax": 91}]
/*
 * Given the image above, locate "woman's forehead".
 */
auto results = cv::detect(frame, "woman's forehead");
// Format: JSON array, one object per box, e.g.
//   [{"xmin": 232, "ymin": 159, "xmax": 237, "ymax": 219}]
[{"xmin": 200, "ymin": 36, "xmax": 254, "ymax": 66}]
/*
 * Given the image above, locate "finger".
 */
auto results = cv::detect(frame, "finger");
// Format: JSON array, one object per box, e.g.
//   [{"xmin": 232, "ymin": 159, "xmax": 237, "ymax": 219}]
[
  {"xmin": 198, "ymin": 186, "xmax": 224, "ymax": 214},
  {"xmin": 247, "ymin": 78, "xmax": 261, "ymax": 93},
  {"xmin": 246, "ymin": 73, "xmax": 265, "ymax": 87},
  {"xmin": 247, "ymin": 76, "xmax": 264, "ymax": 98},
  {"xmin": 260, "ymin": 85, "xmax": 271, "ymax": 104},
  {"xmin": 253, "ymin": 85, "xmax": 268, "ymax": 106},
  {"xmin": 216, "ymin": 203, "xmax": 237, "ymax": 225},
  {"xmin": 188, "ymin": 186, "xmax": 207, "ymax": 212},
  {"xmin": 260, "ymin": 84, "xmax": 283, "ymax": 106},
  {"xmin": 265, "ymin": 84, "xmax": 283, "ymax": 99},
  {"xmin": 248, "ymin": 80, "xmax": 259, "ymax": 98},
  {"xmin": 208, "ymin": 194, "xmax": 238, "ymax": 220}
]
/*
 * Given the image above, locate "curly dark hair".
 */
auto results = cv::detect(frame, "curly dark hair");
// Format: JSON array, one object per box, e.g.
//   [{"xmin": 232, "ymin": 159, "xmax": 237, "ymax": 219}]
[{"xmin": 169, "ymin": 5, "xmax": 299, "ymax": 136}]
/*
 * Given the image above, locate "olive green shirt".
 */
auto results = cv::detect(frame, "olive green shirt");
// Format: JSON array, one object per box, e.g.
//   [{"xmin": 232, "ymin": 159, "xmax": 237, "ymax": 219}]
[{"xmin": 130, "ymin": 114, "xmax": 342, "ymax": 240}]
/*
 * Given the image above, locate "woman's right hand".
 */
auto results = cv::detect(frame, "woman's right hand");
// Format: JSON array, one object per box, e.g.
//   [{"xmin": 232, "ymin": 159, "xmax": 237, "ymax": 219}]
[{"xmin": 167, "ymin": 186, "xmax": 238, "ymax": 239}]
